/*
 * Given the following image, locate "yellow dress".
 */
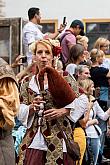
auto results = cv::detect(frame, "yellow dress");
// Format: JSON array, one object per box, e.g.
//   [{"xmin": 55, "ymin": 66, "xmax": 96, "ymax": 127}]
[{"xmin": 74, "ymin": 127, "xmax": 86, "ymax": 165}]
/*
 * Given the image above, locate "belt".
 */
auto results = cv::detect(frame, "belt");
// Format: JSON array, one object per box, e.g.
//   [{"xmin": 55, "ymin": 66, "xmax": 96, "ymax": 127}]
[{"xmin": 0, "ymin": 128, "xmax": 11, "ymax": 140}]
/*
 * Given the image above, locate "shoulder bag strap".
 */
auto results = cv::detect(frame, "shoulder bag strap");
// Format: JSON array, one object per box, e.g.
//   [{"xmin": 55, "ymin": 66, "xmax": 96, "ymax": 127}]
[
  {"xmin": 60, "ymin": 30, "xmax": 74, "ymax": 43},
  {"xmin": 92, "ymin": 108, "xmax": 101, "ymax": 136}
]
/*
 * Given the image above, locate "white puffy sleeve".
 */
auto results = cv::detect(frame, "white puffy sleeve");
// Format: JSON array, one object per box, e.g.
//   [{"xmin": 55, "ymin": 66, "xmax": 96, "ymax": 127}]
[
  {"xmin": 65, "ymin": 94, "xmax": 88, "ymax": 123},
  {"xmin": 94, "ymin": 101, "xmax": 110, "ymax": 121},
  {"xmin": 17, "ymin": 104, "xmax": 35, "ymax": 128}
]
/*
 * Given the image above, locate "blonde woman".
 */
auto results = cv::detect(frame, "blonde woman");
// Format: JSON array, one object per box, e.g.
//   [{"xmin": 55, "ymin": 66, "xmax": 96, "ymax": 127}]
[
  {"xmin": 90, "ymin": 47, "xmax": 110, "ymax": 163},
  {"xmin": 94, "ymin": 37, "xmax": 110, "ymax": 69},
  {"xmin": 76, "ymin": 35, "xmax": 89, "ymax": 51},
  {"xmin": 17, "ymin": 39, "xmax": 77, "ymax": 165},
  {"xmin": 94, "ymin": 37, "xmax": 110, "ymax": 54},
  {"xmin": 78, "ymin": 79, "xmax": 110, "ymax": 165},
  {"xmin": 90, "ymin": 48, "xmax": 110, "ymax": 102}
]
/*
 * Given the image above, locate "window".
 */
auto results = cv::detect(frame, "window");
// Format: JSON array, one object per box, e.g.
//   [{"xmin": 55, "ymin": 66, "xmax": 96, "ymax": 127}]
[
  {"xmin": 83, "ymin": 19, "xmax": 110, "ymax": 55},
  {"xmin": 40, "ymin": 19, "xmax": 58, "ymax": 33},
  {"xmin": 0, "ymin": 26, "xmax": 10, "ymax": 63}
]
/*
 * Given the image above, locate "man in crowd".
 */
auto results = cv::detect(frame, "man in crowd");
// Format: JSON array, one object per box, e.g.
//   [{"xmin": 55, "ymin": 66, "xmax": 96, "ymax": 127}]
[
  {"xmin": 60, "ymin": 19, "xmax": 84, "ymax": 68},
  {"xmin": 23, "ymin": 7, "xmax": 65, "ymax": 64}
]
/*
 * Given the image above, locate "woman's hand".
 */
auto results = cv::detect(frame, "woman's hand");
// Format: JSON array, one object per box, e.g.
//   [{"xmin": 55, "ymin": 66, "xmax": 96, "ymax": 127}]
[
  {"xmin": 93, "ymin": 118, "xmax": 99, "ymax": 125},
  {"xmin": 11, "ymin": 55, "xmax": 24, "ymax": 68},
  {"xmin": 57, "ymin": 24, "xmax": 66, "ymax": 33},
  {"xmin": 29, "ymin": 96, "xmax": 45, "ymax": 116},
  {"xmin": 44, "ymin": 108, "xmax": 70, "ymax": 121},
  {"xmin": 86, "ymin": 118, "xmax": 99, "ymax": 127}
]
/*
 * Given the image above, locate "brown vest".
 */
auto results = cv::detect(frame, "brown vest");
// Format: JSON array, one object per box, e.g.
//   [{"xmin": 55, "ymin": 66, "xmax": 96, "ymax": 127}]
[{"xmin": 18, "ymin": 75, "xmax": 74, "ymax": 165}]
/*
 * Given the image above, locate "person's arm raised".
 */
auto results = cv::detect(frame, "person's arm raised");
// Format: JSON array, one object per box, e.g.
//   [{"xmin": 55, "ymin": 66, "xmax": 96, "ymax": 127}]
[{"xmin": 46, "ymin": 24, "xmax": 66, "ymax": 39}]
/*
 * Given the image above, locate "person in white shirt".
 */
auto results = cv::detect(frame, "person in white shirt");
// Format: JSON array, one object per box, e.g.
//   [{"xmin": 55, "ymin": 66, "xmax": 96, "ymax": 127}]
[
  {"xmin": 78, "ymin": 79, "xmax": 110, "ymax": 165},
  {"xmin": 23, "ymin": 7, "xmax": 65, "ymax": 64}
]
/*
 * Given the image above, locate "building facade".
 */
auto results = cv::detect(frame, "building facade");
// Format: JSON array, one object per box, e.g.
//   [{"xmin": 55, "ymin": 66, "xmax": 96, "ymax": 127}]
[{"xmin": 0, "ymin": 0, "xmax": 5, "ymax": 17}]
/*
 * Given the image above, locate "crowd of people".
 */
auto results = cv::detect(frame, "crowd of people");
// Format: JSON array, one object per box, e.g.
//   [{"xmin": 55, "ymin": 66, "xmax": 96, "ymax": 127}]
[{"xmin": 0, "ymin": 6, "xmax": 110, "ymax": 165}]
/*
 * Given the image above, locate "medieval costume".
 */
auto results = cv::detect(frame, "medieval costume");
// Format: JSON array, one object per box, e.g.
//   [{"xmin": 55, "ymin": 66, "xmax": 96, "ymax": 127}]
[
  {"xmin": 18, "ymin": 68, "xmax": 89, "ymax": 165},
  {"xmin": 18, "ymin": 66, "xmax": 77, "ymax": 165},
  {"xmin": 17, "ymin": 39, "xmax": 88, "ymax": 165},
  {"xmin": 0, "ymin": 58, "xmax": 20, "ymax": 165}
]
